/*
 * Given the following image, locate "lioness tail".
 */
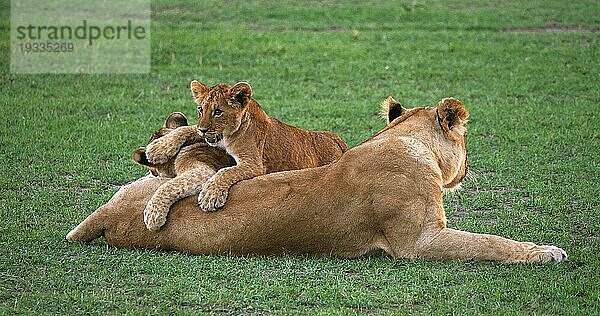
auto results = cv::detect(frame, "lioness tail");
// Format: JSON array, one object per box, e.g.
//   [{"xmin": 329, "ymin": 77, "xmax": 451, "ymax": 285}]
[{"xmin": 65, "ymin": 208, "xmax": 105, "ymax": 243}]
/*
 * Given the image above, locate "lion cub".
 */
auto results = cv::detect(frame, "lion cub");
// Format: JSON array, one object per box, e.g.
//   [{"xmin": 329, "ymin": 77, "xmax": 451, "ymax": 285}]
[
  {"xmin": 132, "ymin": 112, "xmax": 235, "ymax": 231},
  {"xmin": 145, "ymin": 81, "xmax": 348, "ymax": 213}
]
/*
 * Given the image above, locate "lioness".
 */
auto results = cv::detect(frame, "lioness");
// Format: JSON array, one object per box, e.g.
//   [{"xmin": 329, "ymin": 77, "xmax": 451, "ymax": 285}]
[
  {"xmin": 66, "ymin": 97, "xmax": 567, "ymax": 263},
  {"xmin": 131, "ymin": 112, "xmax": 235, "ymax": 231},
  {"xmin": 145, "ymin": 81, "xmax": 349, "ymax": 216}
]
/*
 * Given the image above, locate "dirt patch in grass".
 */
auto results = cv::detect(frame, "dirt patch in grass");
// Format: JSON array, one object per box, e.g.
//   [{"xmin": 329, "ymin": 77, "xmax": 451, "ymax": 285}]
[
  {"xmin": 57, "ymin": 173, "xmax": 122, "ymax": 193},
  {"xmin": 467, "ymin": 186, "xmax": 515, "ymax": 194},
  {"xmin": 505, "ymin": 25, "xmax": 598, "ymax": 34},
  {"xmin": 571, "ymin": 222, "xmax": 599, "ymax": 247},
  {"xmin": 446, "ymin": 205, "xmax": 498, "ymax": 224}
]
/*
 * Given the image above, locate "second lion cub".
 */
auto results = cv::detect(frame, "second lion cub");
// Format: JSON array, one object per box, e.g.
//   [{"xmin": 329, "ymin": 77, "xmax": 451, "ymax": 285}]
[
  {"xmin": 146, "ymin": 81, "xmax": 348, "ymax": 214},
  {"xmin": 133, "ymin": 112, "xmax": 235, "ymax": 231}
]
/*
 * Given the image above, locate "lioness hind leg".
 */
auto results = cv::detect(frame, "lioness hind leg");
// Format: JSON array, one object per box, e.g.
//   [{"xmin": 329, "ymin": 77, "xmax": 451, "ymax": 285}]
[
  {"xmin": 416, "ymin": 228, "xmax": 567, "ymax": 263},
  {"xmin": 144, "ymin": 166, "xmax": 216, "ymax": 231}
]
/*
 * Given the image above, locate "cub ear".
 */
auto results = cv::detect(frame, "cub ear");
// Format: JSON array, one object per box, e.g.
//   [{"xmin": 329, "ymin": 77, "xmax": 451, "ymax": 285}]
[
  {"xmin": 229, "ymin": 82, "xmax": 253, "ymax": 107},
  {"xmin": 436, "ymin": 97, "xmax": 469, "ymax": 133},
  {"xmin": 381, "ymin": 96, "xmax": 405, "ymax": 124},
  {"xmin": 164, "ymin": 112, "xmax": 188, "ymax": 129},
  {"xmin": 132, "ymin": 147, "xmax": 152, "ymax": 167},
  {"xmin": 190, "ymin": 80, "xmax": 209, "ymax": 99}
]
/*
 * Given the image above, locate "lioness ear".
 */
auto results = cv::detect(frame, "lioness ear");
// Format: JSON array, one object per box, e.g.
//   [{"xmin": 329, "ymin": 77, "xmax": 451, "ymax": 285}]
[
  {"xmin": 190, "ymin": 80, "xmax": 209, "ymax": 99},
  {"xmin": 229, "ymin": 82, "xmax": 253, "ymax": 107},
  {"xmin": 132, "ymin": 147, "xmax": 152, "ymax": 167},
  {"xmin": 381, "ymin": 96, "xmax": 405, "ymax": 124},
  {"xmin": 437, "ymin": 97, "xmax": 469, "ymax": 133},
  {"xmin": 164, "ymin": 112, "xmax": 188, "ymax": 129}
]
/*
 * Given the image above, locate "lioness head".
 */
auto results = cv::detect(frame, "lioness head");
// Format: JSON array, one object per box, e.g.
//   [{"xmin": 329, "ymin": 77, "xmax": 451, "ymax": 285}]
[
  {"xmin": 436, "ymin": 98, "xmax": 469, "ymax": 190},
  {"xmin": 190, "ymin": 81, "xmax": 253, "ymax": 147},
  {"xmin": 131, "ymin": 112, "xmax": 189, "ymax": 177},
  {"xmin": 380, "ymin": 96, "xmax": 469, "ymax": 190}
]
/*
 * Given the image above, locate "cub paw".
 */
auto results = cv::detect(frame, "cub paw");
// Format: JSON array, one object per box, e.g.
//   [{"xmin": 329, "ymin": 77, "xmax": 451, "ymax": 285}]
[
  {"xmin": 198, "ymin": 181, "xmax": 229, "ymax": 212},
  {"xmin": 528, "ymin": 245, "xmax": 568, "ymax": 263},
  {"xmin": 143, "ymin": 201, "xmax": 168, "ymax": 232},
  {"xmin": 145, "ymin": 139, "xmax": 180, "ymax": 164}
]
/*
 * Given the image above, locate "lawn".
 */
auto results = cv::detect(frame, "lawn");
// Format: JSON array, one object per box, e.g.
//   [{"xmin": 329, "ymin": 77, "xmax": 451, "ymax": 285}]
[{"xmin": 1, "ymin": 0, "xmax": 599, "ymax": 314}]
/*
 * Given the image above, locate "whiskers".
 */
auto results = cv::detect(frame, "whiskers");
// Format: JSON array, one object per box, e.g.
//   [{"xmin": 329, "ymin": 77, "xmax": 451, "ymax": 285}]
[
  {"xmin": 443, "ymin": 183, "xmax": 462, "ymax": 195},
  {"xmin": 443, "ymin": 168, "xmax": 485, "ymax": 196},
  {"xmin": 464, "ymin": 168, "xmax": 488, "ymax": 194}
]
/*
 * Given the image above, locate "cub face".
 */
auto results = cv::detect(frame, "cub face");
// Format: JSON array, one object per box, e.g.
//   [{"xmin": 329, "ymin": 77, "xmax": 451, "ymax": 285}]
[
  {"xmin": 131, "ymin": 112, "xmax": 189, "ymax": 177},
  {"xmin": 190, "ymin": 81, "xmax": 253, "ymax": 147}
]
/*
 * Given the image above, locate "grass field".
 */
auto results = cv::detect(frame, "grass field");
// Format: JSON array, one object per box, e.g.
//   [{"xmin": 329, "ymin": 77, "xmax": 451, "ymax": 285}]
[{"xmin": 1, "ymin": 0, "xmax": 599, "ymax": 314}]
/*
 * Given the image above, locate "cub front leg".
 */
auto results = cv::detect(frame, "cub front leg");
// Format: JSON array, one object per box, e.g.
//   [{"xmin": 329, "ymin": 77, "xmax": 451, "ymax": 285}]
[
  {"xmin": 146, "ymin": 125, "xmax": 198, "ymax": 164},
  {"xmin": 415, "ymin": 228, "xmax": 568, "ymax": 263},
  {"xmin": 199, "ymin": 161, "xmax": 264, "ymax": 212},
  {"xmin": 144, "ymin": 165, "xmax": 216, "ymax": 231}
]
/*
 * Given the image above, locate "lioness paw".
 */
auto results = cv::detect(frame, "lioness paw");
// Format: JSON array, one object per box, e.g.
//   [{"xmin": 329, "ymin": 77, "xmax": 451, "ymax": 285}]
[
  {"xmin": 144, "ymin": 201, "xmax": 167, "ymax": 232},
  {"xmin": 527, "ymin": 245, "xmax": 568, "ymax": 263},
  {"xmin": 146, "ymin": 139, "xmax": 180, "ymax": 164},
  {"xmin": 198, "ymin": 182, "xmax": 229, "ymax": 212}
]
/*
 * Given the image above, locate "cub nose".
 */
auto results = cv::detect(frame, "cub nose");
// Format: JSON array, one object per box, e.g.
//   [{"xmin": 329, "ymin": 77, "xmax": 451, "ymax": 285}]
[{"xmin": 198, "ymin": 128, "xmax": 209, "ymax": 134}]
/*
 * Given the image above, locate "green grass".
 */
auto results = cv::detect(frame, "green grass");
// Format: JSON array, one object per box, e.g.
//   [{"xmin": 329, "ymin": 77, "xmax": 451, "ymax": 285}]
[{"xmin": 1, "ymin": 0, "xmax": 599, "ymax": 314}]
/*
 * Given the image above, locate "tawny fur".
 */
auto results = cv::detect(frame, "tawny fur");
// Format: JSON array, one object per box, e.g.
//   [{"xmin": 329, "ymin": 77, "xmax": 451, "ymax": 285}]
[
  {"xmin": 143, "ymin": 81, "xmax": 348, "ymax": 224},
  {"xmin": 67, "ymin": 97, "xmax": 567, "ymax": 263},
  {"xmin": 132, "ymin": 112, "xmax": 235, "ymax": 231}
]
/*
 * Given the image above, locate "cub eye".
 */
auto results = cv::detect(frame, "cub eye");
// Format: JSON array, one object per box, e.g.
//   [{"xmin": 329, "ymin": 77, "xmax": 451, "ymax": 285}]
[
  {"xmin": 197, "ymin": 107, "xmax": 203, "ymax": 116},
  {"xmin": 213, "ymin": 109, "xmax": 223, "ymax": 117}
]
